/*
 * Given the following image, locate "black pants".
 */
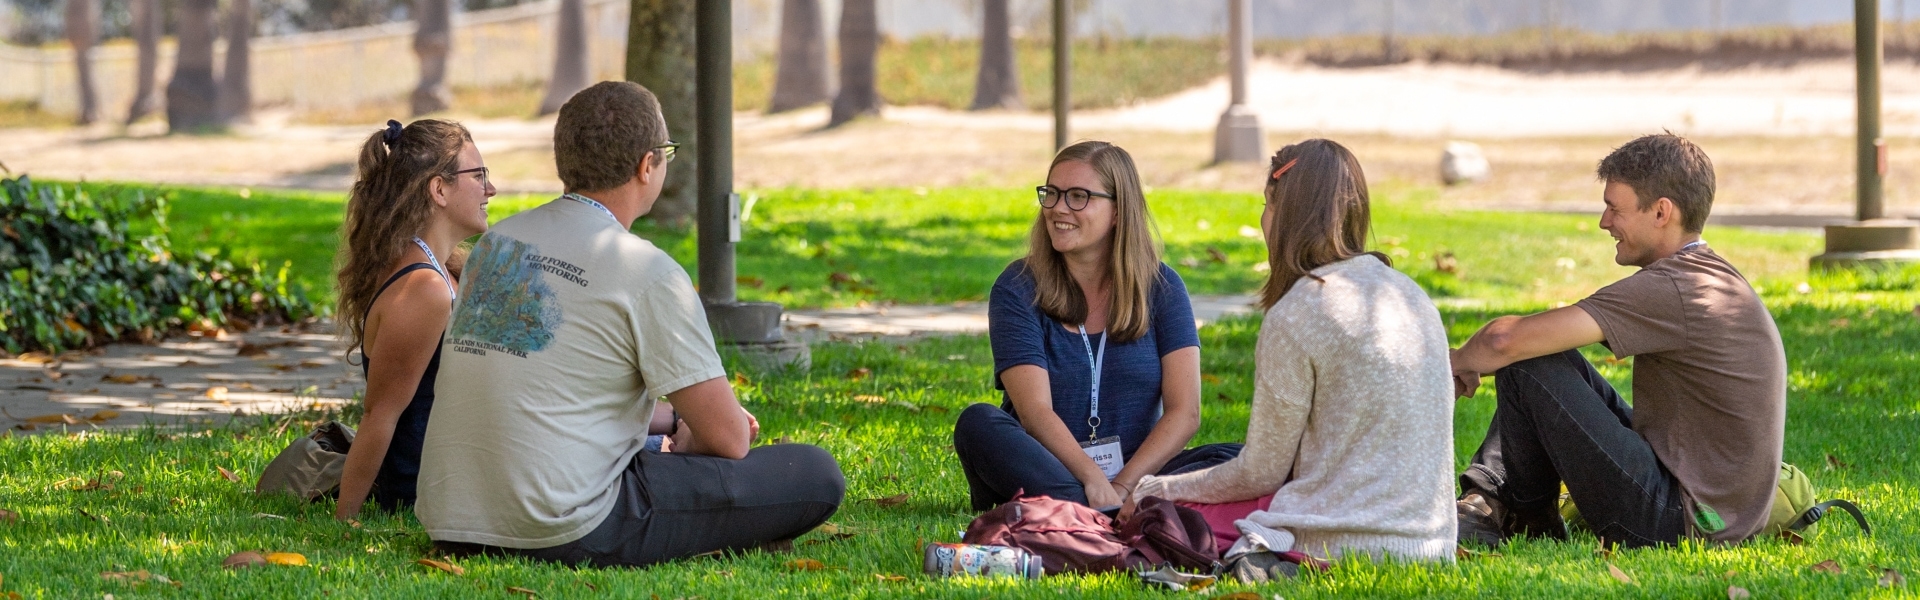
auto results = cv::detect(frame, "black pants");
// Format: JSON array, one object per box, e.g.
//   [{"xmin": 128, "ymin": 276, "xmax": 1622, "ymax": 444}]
[
  {"xmin": 953, "ymin": 403, "xmax": 1243, "ymax": 511},
  {"xmin": 439, "ymin": 444, "xmax": 845, "ymax": 568},
  {"xmin": 1460, "ymin": 350, "xmax": 1689, "ymax": 548}
]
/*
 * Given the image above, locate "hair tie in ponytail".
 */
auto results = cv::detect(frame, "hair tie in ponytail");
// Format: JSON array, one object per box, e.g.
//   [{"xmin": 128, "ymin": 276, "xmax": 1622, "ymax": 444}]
[{"xmin": 383, "ymin": 119, "xmax": 404, "ymax": 148}]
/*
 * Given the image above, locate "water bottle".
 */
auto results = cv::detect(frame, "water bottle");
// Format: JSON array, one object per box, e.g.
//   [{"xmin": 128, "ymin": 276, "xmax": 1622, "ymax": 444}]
[{"xmin": 922, "ymin": 542, "xmax": 1046, "ymax": 579}]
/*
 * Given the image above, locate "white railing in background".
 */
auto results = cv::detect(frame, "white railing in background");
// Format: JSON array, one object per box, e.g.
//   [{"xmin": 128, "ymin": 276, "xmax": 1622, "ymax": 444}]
[{"xmin": 2, "ymin": 0, "xmax": 628, "ymax": 119}]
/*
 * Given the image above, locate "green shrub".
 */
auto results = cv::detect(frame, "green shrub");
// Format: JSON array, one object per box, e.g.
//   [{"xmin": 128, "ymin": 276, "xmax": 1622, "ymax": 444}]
[{"xmin": 0, "ymin": 176, "xmax": 317, "ymax": 354}]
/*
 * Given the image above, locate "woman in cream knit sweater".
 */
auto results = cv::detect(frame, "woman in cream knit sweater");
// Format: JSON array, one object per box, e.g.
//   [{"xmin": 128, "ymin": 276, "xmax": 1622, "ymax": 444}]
[{"xmin": 1130, "ymin": 139, "xmax": 1457, "ymax": 563}]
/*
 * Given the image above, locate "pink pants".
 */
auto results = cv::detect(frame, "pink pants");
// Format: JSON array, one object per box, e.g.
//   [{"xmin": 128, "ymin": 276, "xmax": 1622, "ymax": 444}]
[{"xmin": 1178, "ymin": 494, "xmax": 1275, "ymax": 551}]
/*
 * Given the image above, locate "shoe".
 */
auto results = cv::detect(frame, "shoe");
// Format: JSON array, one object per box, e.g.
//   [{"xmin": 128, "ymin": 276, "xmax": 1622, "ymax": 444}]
[{"xmin": 1456, "ymin": 490, "xmax": 1509, "ymax": 548}]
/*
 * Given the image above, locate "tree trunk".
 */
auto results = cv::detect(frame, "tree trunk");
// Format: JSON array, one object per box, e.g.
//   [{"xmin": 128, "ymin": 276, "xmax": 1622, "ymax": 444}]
[
  {"xmin": 411, "ymin": 0, "xmax": 453, "ymax": 115},
  {"xmin": 624, "ymin": 0, "xmax": 696, "ymax": 226},
  {"xmin": 126, "ymin": 0, "xmax": 161, "ymax": 124},
  {"xmin": 219, "ymin": 0, "xmax": 253, "ymax": 124},
  {"xmin": 166, "ymin": 0, "xmax": 222, "ymax": 132},
  {"xmin": 64, "ymin": 0, "xmax": 100, "ymax": 125},
  {"xmin": 828, "ymin": 0, "xmax": 879, "ymax": 127},
  {"xmin": 538, "ymin": 0, "xmax": 592, "ymax": 115},
  {"xmin": 767, "ymin": 0, "xmax": 829, "ymax": 113},
  {"xmin": 970, "ymin": 0, "xmax": 1022, "ymax": 110}
]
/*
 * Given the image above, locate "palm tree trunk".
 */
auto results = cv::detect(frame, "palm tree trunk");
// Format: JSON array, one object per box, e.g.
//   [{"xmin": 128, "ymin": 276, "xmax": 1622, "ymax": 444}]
[
  {"xmin": 126, "ymin": 0, "xmax": 161, "ymax": 124},
  {"xmin": 767, "ymin": 0, "xmax": 830, "ymax": 113},
  {"xmin": 411, "ymin": 0, "xmax": 453, "ymax": 115},
  {"xmin": 970, "ymin": 0, "xmax": 1022, "ymax": 110},
  {"xmin": 166, "ymin": 0, "xmax": 222, "ymax": 132},
  {"xmin": 624, "ymin": 0, "xmax": 696, "ymax": 226},
  {"xmin": 828, "ymin": 0, "xmax": 879, "ymax": 127},
  {"xmin": 538, "ymin": 0, "xmax": 592, "ymax": 115},
  {"xmin": 220, "ymin": 0, "xmax": 254, "ymax": 124},
  {"xmin": 65, "ymin": 0, "xmax": 101, "ymax": 125}
]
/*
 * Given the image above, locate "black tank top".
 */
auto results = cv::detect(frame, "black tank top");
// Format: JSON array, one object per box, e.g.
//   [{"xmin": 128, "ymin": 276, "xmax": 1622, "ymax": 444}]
[{"xmin": 361, "ymin": 262, "xmax": 445, "ymax": 510}]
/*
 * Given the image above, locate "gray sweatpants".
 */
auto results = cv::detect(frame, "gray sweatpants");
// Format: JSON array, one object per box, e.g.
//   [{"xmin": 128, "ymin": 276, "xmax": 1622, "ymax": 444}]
[{"xmin": 437, "ymin": 443, "xmax": 845, "ymax": 568}]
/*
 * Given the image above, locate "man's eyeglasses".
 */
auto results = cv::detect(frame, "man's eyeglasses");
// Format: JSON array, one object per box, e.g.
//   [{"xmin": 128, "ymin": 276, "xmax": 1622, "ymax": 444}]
[
  {"xmin": 655, "ymin": 141, "xmax": 680, "ymax": 165},
  {"xmin": 1036, "ymin": 185, "xmax": 1114, "ymax": 211},
  {"xmin": 449, "ymin": 166, "xmax": 489, "ymax": 186}
]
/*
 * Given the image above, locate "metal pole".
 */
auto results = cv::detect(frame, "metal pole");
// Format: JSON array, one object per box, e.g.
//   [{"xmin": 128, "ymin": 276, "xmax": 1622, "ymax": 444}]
[
  {"xmin": 1859, "ymin": 0, "xmax": 1885, "ymax": 221},
  {"xmin": 1053, "ymin": 0, "xmax": 1070, "ymax": 151},
  {"xmin": 696, "ymin": 0, "xmax": 736, "ymax": 304},
  {"xmin": 1232, "ymin": 0, "xmax": 1251, "ymax": 106}
]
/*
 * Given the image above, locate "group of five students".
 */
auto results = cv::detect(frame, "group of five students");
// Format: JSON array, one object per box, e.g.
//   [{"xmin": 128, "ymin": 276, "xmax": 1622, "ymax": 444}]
[{"xmin": 330, "ymin": 80, "xmax": 1787, "ymax": 568}]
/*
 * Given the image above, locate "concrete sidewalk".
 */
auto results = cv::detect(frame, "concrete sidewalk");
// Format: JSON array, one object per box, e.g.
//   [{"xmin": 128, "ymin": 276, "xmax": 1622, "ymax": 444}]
[{"xmin": 1, "ymin": 295, "xmax": 1262, "ymax": 434}]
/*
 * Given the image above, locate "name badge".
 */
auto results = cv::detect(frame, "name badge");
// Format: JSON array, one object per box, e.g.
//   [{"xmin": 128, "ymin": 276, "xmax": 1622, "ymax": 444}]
[{"xmin": 1079, "ymin": 436, "xmax": 1123, "ymax": 480}]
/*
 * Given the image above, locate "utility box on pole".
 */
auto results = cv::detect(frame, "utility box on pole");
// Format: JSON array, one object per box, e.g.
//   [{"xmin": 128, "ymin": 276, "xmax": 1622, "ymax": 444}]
[
  {"xmin": 1815, "ymin": 0, "xmax": 1920, "ymax": 268},
  {"xmin": 1213, "ymin": 0, "xmax": 1264, "ymax": 164},
  {"xmin": 696, "ymin": 0, "xmax": 809, "ymax": 370}
]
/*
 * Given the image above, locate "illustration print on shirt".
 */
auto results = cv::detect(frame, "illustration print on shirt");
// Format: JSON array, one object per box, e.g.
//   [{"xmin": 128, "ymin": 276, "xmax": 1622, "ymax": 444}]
[{"xmin": 446, "ymin": 233, "xmax": 562, "ymax": 358}]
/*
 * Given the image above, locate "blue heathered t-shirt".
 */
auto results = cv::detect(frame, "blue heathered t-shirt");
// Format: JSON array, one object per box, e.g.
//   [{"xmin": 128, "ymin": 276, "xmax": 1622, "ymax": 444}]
[{"xmin": 989, "ymin": 259, "xmax": 1200, "ymax": 460}]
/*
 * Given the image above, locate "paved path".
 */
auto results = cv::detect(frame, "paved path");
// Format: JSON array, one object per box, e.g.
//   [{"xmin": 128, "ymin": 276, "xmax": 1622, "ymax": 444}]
[{"xmin": 0, "ymin": 296, "xmax": 1261, "ymax": 434}]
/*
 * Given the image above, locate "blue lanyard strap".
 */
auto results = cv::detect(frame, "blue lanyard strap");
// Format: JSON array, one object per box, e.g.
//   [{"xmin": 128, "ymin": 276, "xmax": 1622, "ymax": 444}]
[
  {"xmin": 1077, "ymin": 324, "xmax": 1107, "ymax": 441},
  {"xmin": 563, "ymin": 192, "xmax": 618, "ymax": 223},
  {"xmin": 411, "ymin": 236, "xmax": 455, "ymax": 301}
]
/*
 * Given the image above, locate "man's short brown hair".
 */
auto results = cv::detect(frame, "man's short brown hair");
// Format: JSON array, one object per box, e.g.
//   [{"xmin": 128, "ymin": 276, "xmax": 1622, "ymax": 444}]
[
  {"xmin": 1596, "ymin": 133, "xmax": 1716, "ymax": 233},
  {"xmin": 555, "ymin": 81, "xmax": 668, "ymax": 192}
]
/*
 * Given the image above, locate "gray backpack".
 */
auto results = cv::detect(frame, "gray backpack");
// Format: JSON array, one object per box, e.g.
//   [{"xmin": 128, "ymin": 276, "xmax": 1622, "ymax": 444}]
[{"xmin": 255, "ymin": 421, "xmax": 356, "ymax": 500}]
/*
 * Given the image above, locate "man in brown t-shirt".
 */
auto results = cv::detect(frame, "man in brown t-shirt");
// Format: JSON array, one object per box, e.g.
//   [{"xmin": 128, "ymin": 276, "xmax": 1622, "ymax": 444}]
[{"xmin": 1446, "ymin": 133, "xmax": 1787, "ymax": 548}]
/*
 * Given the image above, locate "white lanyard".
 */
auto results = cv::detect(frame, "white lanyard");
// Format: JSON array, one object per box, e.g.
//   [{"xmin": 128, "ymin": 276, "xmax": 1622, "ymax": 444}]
[
  {"xmin": 564, "ymin": 193, "xmax": 618, "ymax": 223},
  {"xmin": 1076, "ymin": 324, "xmax": 1107, "ymax": 441},
  {"xmin": 411, "ymin": 236, "xmax": 455, "ymax": 301}
]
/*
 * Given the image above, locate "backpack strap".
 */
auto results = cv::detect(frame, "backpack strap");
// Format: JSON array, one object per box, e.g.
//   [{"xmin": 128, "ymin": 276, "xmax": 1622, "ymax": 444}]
[{"xmin": 1788, "ymin": 500, "xmax": 1871, "ymax": 536}]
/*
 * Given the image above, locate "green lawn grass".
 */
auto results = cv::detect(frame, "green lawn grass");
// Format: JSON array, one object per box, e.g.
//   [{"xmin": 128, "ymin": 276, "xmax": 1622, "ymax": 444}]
[
  {"xmin": 7, "ymin": 184, "xmax": 1915, "ymax": 598},
  {"xmin": 108, "ymin": 181, "xmax": 1822, "ymax": 312}
]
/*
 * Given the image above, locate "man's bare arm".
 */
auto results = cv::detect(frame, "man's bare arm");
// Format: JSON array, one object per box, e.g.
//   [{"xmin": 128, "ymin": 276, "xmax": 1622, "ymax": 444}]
[{"xmin": 1450, "ymin": 306, "xmax": 1605, "ymax": 398}]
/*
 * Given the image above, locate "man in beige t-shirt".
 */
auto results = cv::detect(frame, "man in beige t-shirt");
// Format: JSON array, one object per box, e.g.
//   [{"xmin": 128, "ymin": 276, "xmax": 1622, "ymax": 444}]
[{"xmin": 1447, "ymin": 134, "xmax": 1786, "ymax": 548}]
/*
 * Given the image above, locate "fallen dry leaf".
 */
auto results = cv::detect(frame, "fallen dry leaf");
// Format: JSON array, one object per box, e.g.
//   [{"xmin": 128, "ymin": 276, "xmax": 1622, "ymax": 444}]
[
  {"xmin": 817, "ymin": 522, "xmax": 840, "ymax": 535},
  {"xmin": 853, "ymin": 394, "xmax": 887, "ymax": 404},
  {"xmin": 845, "ymin": 367, "xmax": 871, "ymax": 381},
  {"xmin": 217, "ymin": 466, "xmax": 240, "ymax": 483},
  {"xmin": 1213, "ymin": 593, "xmax": 1263, "ymax": 600},
  {"xmin": 1723, "ymin": 570, "xmax": 1739, "ymax": 578},
  {"xmin": 731, "ymin": 372, "xmax": 752, "ymax": 388},
  {"xmin": 1727, "ymin": 585, "xmax": 1751, "ymax": 599},
  {"xmin": 100, "ymin": 570, "xmax": 151, "ymax": 582},
  {"xmin": 923, "ymin": 405, "xmax": 949, "ymax": 414},
  {"xmin": 888, "ymin": 400, "xmax": 923, "ymax": 412},
  {"xmin": 265, "ymin": 552, "xmax": 307, "ymax": 566},
  {"xmin": 785, "ymin": 558, "xmax": 826, "ymax": 571},
  {"xmin": 1206, "ymin": 246, "xmax": 1229, "ymax": 263},
  {"xmin": 736, "ymin": 275, "xmax": 764, "ymax": 289},
  {"xmin": 875, "ymin": 574, "xmax": 908, "ymax": 583},
  {"xmin": 1811, "ymin": 559, "xmax": 1843, "ymax": 574},
  {"xmin": 1781, "ymin": 529, "xmax": 1806, "ymax": 545},
  {"xmin": 1200, "ymin": 374, "xmax": 1223, "ymax": 385},
  {"xmin": 298, "ymin": 360, "xmax": 326, "ymax": 369},
  {"xmin": 86, "ymin": 410, "xmax": 120, "ymax": 423},
  {"xmin": 223, "ymin": 551, "xmax": 268, "ymax": 569},
  {"xmin": 415, "ymin": 558, "xmax": 466, "ymax": 576},
  {"xmin": 15, "ymin": 352, "xmax": 53, "ymax": 364},
  {"xmin": 1826, "ymin": 453, "xmax": 1851, "ymax": 470},
  {"xmin": 1881, "ymin": 568, "xmax": 1906, "ymax": 588},
  {"xmin": 24, "ymin": 414, "xmax": 78, "ymax": 425},
  {"xmin": 205, "ymin": 387, "xmax": 229, "ymax": 402},
  {"xmin": 869, "ymin": 493, "xmax": 910, "ymax": 508},
  {"xmin": 101, "ymin": 374, "xmax": 143, "ymax": 384},
  {"xmin": 0, "ymin": 508, "xmax": 16, "ymax": 524},
  {"xmin": 1608, "ymin": 563, "xmax": 1635, "ymax": 584},
  {"xmin": 506, "ymin": 586, "xmax": 538, "ymax": 597}
]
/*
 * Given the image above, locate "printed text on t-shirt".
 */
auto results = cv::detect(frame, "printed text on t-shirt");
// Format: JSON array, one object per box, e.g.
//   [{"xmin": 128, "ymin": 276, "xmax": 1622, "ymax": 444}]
[{"xmin": 523, "ymin": 253, "xmax": 590, "ymax": 287}]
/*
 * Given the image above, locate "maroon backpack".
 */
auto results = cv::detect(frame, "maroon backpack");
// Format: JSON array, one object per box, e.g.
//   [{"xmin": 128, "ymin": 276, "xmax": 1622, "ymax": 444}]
[
  {"xmin": 1119, "ymin": 495, "xmax": 1221, "ymax": 571},
  {"xmin": 963, "ymin": 494, "xmax": 1220, "ymax": 575}
]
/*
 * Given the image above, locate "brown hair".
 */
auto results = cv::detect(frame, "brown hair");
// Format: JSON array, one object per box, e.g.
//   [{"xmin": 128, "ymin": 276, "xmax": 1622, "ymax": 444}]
[
  {"xmin": 1258, "ymin": 139, "xmax": 1389, "ymax": 309},
  {"xmin": 555, "ymin": 81, "xmax": 669, "ymax": 192},
  {"xmin": 1595, "ymin": 132, "xmax": 1716, "ymax": 233},
  {"xmin": 1023, "ymin": 141, "xmax": 1162, "ymax": 343},
  {"xmin": 336, "ymin": 119, "xmax": 472, "ymax": 360}
]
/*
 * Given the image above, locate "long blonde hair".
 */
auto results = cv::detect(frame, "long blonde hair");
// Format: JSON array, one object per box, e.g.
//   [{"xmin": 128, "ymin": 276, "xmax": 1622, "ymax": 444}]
[
  {"xmin": 336, "ymin": 119, "xmax": 471, "ymax": 360},
  {"xmin": 1023, "ymin": 141, "xmax": 1162, "ymax": 343},
  {"xmin": 1258, "ymin": 138, "xmax": 1389, "ymax": 309}
]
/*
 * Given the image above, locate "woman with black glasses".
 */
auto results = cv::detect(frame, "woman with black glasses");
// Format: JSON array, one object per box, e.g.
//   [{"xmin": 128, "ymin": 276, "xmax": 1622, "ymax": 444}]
[
  {"xmin": 952, "ymin": 140, "xmax": 1241, "ymax": 513},
  {"xmin": 333, "ymin": 119, "xmax": 495, "ymax": 520}
]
